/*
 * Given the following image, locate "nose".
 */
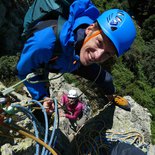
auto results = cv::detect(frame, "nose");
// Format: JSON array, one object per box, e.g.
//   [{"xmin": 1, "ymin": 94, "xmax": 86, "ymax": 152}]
[{"xmin": 93, "ymin": 49, "xmax": 104, "ymax": 61}]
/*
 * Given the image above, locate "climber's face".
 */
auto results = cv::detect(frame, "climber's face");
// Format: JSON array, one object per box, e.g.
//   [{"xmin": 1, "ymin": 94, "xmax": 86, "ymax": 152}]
[
  {"xmin": 68, "ymin": 98, "xmax": 76, "ymax": 105},
  {"xmin": 80, "ymin": 24, "xmax": 116, "ymax": 66}
]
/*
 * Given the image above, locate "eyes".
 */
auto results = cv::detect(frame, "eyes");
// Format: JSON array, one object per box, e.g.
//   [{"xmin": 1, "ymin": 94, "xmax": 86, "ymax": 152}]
[
  {"xmin": 68, "ymin": 98, "xmax": 75, "ymax": 101},
  {"xmin": 96, "ymin": 37, "xmax": 103, "ymax": 47},
  {"xmin": 96, "ymin": 36, "xmax": 115, "ymax": 58},
  {"xmin": 104, "ymin": 51, "xmax": 113, "ymax": 57}
]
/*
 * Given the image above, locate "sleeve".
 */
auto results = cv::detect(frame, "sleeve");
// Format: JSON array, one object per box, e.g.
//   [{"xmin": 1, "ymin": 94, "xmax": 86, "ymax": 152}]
[
  {"xmin": 16, "ymin": 27, "xmax": 56, "ymax": 100},
  {"xmin": 65, "ymin": 103, "xmax": 83, "ymax": 120},
  {"xmin": 61, "ymin": 94, "xmax": 68, "ymax": 106}
]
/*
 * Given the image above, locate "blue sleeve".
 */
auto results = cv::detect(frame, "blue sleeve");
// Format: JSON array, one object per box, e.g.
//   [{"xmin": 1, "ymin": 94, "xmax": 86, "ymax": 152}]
[{"xmin": 17, "ymin": 27, "xmax": 56, "ymax": 100}]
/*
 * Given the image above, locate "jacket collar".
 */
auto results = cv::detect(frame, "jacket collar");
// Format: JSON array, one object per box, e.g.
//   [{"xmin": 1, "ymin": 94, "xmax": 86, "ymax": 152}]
[{"xmin": 74, "ymin": 24, "xmax": 88, "ymax": 55}]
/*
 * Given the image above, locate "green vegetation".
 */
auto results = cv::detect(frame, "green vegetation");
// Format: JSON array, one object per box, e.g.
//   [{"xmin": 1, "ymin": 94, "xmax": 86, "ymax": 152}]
[
  {"xmin": 63, "ymin": 73, "xmax": 81, "ymax": 86},
  {"xmin": 0, "ymin": 55, "xmax": 19, "ymax": 85}
]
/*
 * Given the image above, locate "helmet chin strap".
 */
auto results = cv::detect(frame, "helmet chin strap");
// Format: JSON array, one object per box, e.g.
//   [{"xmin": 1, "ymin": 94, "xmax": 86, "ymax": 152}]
[{"xmin": 82, "ymin": 30, "xmax": 102, "ymax": 46}]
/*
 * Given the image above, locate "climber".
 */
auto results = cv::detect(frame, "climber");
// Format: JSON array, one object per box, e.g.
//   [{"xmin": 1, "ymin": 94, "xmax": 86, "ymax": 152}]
[
  {"xmin": 16, "ymin": 0, "xmax": 136, "ymax": 115},
  {"xmin": 59, "ymin": 89, "xmax": 85, "ymax": 131},
  {"xmin": 60, "ymin": 89, "xmax": 84, "ymax": 120}
]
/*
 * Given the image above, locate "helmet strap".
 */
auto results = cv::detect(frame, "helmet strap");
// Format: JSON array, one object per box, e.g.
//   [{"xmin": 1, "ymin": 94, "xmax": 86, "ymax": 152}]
[{"xmin": 82, "ymin": 30, "xmax": 102, "ymax": 46}]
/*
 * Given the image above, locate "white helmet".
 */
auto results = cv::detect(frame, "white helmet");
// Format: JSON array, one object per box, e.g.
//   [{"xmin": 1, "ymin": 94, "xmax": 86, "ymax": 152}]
[{"xmin": 67, "ymin": 89, "xmax": 78, "ymax": 99}]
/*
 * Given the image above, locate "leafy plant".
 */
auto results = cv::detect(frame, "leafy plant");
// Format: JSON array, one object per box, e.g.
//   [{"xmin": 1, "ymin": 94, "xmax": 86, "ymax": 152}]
[{"xmin": 0, "ymin": 55, "xmax": 19, "ymax": 85}]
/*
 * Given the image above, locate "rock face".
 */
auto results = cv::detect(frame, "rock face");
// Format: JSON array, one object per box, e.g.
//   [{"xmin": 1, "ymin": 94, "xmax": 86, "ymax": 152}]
[
  {"xmin": 0, "ymin": 75, "xmax": 154, "ymax": 155},
  {"xmin": 113, "ymin": 96, "xmax": 152, "ymax": 143}
]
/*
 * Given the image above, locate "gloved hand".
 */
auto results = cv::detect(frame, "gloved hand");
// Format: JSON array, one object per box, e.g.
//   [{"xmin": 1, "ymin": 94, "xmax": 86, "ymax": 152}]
[{"xmin": 43, "ymin": 97, "xmax": 54, "ymax": 115}]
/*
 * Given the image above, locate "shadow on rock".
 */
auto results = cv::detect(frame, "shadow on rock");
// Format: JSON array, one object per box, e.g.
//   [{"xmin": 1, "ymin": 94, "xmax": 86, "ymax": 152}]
[{"xmin": 64, "ymin": 104, "xmax": 116, "ymax": 155}]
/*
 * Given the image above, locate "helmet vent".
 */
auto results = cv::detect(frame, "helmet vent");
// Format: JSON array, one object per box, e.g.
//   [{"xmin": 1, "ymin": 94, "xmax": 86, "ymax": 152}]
[
  {"xmin": 107, "ymin": 13, "xmax": 113, "ymax": 23},
  {"xmin": 107, "ymin": 16, "xmax": 110, "ymax": 23},
  {"xmin": 116, "ymin": 16, "xmax": 122, "ymax": 22},
  {"xmin": 118, "ymin": 12, "xmax": 124, "ymax": 16},
  {"xmin": 108, "ymin": 12, "xmax": 124, "ymax": 31}
]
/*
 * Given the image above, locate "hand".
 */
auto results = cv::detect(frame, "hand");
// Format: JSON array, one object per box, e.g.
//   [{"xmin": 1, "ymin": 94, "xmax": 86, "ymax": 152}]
[
  {"xmin": 43, "ymin": 97, "xmax": 54, "ymax": 115},
  {"xmin": 57, "ymin": 101, "xmax": 63, "ymax": 108}
]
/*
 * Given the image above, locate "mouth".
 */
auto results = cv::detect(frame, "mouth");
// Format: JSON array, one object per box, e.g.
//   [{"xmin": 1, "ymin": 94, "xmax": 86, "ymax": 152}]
[
  {"xmin": 87, "ymin": 54, "xmax": 93, "ymax": 64},
  {"xmin": 80, "ymin": 47, "xmax": 96, "ymax": 65},
  {"xmin": 87, "ymin": 50, "xmax": 95, "ymax": 63},
  {"xmin": 88, "ymin": 53, "xmax": 93, "ymax": 61}
]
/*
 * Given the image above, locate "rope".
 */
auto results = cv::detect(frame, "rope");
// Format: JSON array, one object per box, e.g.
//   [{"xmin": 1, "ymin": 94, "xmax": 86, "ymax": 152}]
[
  {"xmin": 27, "ymin": 100, "xmax": 49, "ymax": 155},
  {"xmin": 1, "ymin": 96, "xmax": 149, "ymax": 155},
  {"xmin": 45, "ymin": 97, "xmax": 59, "ymax": 155},
  {"xmin": 71, "ymin": 117, "xmax": 148, "ymax": 155},
  {"xmin": 11, "ymin": 103, "xmax": 44, "ymax": 134},
  {"xmin": 0, "ymin": 98, "xmax": 62, "ymax": 155},
  {"xmin": 1, "ymin": 122, "xmax": 58, "ymax": 155},
  {"xmin": 0, "ymin": 72, "xmax": 64, "ymax": 96},
  {"xmin": 27, "ymin": 73, "xmax": 64, "ymax": 84},
  {"xmin": 11, "ymin": 104, "xmax": 41, "ymax": 155},
  {"xmin": 106, "ymin": 130, "xmax": 145, "ymax": 145}
]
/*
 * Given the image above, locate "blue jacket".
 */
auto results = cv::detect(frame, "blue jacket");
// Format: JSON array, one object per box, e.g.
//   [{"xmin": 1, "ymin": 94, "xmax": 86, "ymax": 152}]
[{"xmin": 17, "ymin": 0, "xmax": 114, "ymax": 100}]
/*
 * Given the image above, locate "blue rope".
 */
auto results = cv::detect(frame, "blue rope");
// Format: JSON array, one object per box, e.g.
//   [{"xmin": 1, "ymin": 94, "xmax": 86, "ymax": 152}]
[
  {"xmin": 45, "ymin": 97, "xmax": 59, "ymax": 155},
  {"xmin": 11, "ymin": 104, "xmax": 40, "ymax": 155},
  {"xmin": 28, "ymin": 100, "xmax": 49, "ymax": 155},
  {"xmin": 12, "ymin": 99, "xmax": 59, "ymax": 155},
  {"xmin": 11, "ymin": 103, "xmax": 45, "ymax": 133}
]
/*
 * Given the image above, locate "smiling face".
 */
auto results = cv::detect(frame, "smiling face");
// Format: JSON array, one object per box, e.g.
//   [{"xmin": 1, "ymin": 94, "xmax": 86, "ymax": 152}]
[
  {"xmin": 80, "ymin": 23, "xmax": 116, "ymax": 66},
  {"xmin": 68, "ymin": 98, "xmax": 77, "ymax": 105}
]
